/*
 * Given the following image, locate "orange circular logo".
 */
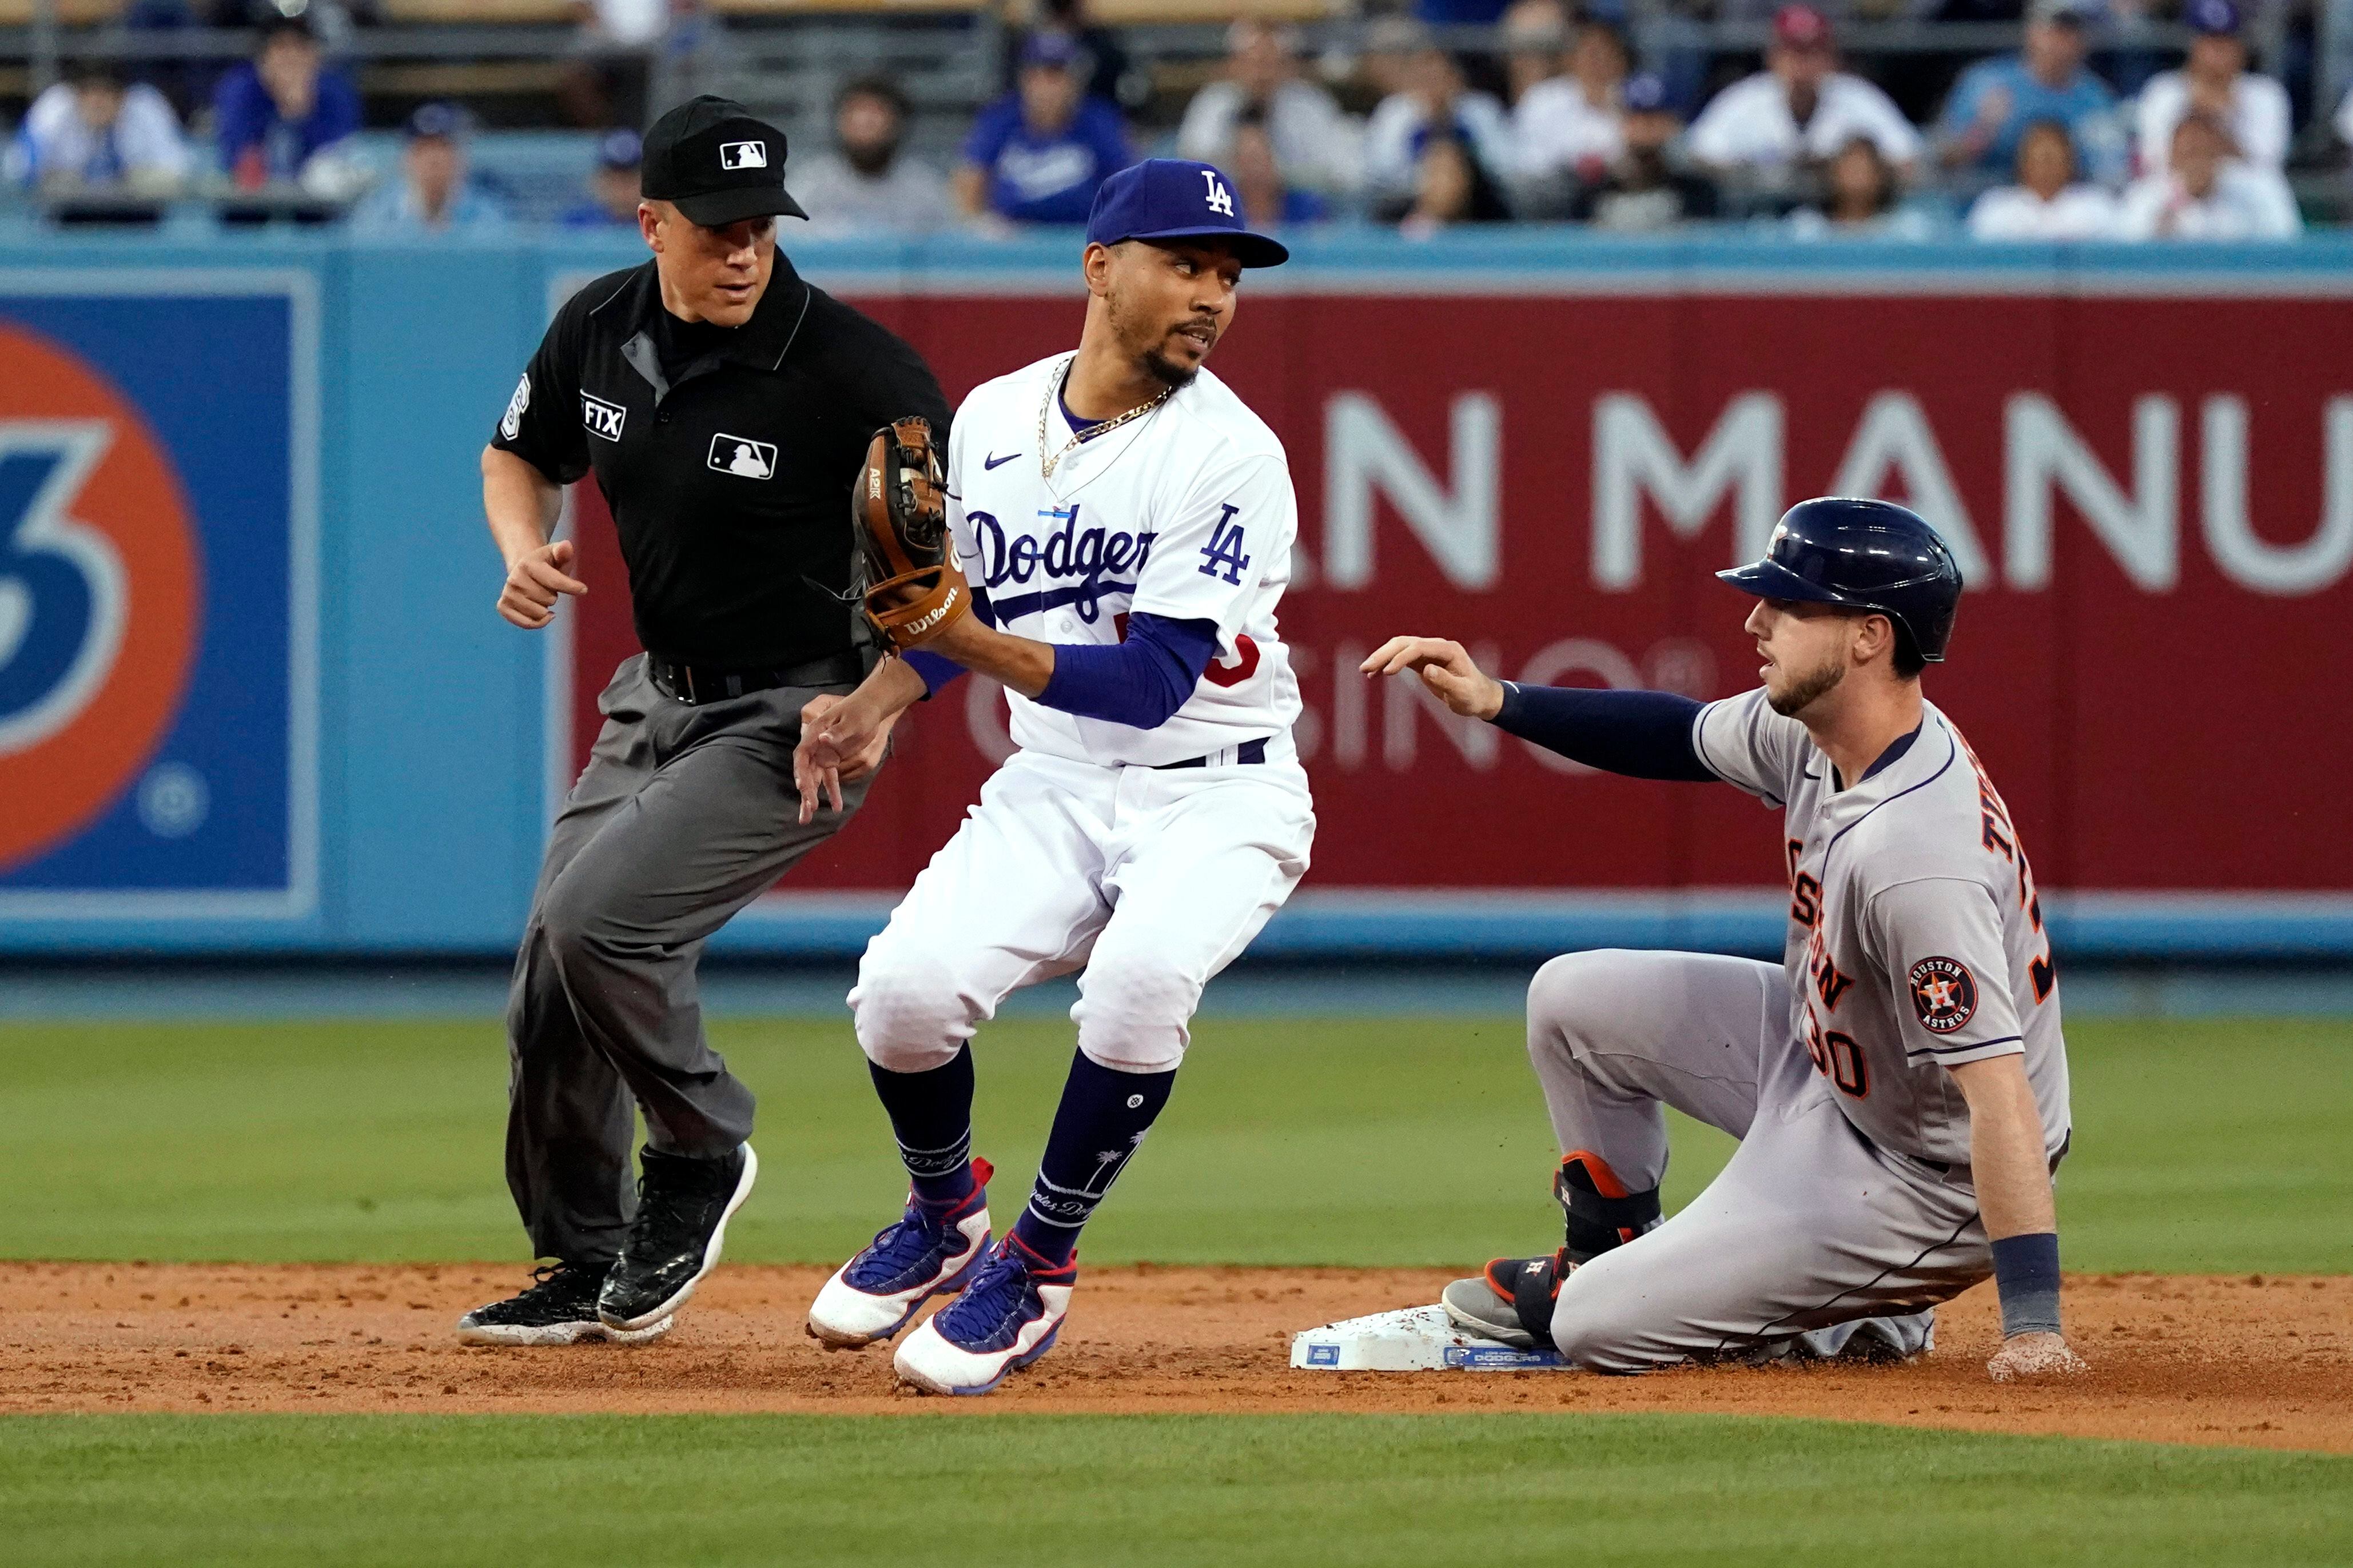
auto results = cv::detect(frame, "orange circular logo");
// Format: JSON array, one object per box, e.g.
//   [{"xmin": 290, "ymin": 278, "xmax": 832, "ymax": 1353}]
[{"xmin": 0, "ymin": 321, "xmax": 201, "ymax": 871}]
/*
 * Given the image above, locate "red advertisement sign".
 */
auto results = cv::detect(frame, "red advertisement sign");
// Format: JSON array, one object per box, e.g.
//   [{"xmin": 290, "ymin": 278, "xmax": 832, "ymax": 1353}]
[{"xmin": 570, "ymin": 281, "xmax": 2352, "ymax": 901}]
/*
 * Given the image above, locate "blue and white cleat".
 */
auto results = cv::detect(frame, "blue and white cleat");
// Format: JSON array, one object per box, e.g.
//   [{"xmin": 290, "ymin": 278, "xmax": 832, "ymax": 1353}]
[
  {"xmin": 892, "ymin": 1234, "xmax": 1075, "ymax": 1397},
  {"xmin": 807, "ymin": 1157, "xmax": 995, "ymax": 1349}
]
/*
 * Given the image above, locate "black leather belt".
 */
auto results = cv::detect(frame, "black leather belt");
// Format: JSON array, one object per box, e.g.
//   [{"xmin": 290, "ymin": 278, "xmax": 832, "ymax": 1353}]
[
  {"xmin": 647, "ymin": 649, "xmax": 866, "ymax": 706},
  {"xmin": 1154, "ymin": 738, "xmax": 1268, "ymax": 770}
]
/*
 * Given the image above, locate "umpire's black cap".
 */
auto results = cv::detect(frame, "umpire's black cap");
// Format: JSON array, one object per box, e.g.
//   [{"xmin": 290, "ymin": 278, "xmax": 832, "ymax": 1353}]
[
  {"xmin": 1718, "ymin": 497, "xmax": 1964, "ymax": 661},
  {"xmin": 640, "ymin": 95, "xmax": 807, "ymax": 226}
]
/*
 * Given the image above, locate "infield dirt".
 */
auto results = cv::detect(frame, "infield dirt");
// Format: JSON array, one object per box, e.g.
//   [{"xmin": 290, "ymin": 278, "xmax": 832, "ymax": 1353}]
[{"xmin": 5, "ymin": 1262, "xmax": 2345, "ymax": 1452}]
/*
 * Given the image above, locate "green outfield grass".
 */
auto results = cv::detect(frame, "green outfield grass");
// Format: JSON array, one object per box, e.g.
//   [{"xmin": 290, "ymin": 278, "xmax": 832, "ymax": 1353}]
[
  {"xmin": 3, "ymin": 1014, "xmax": 2346, "ymax": 1272},
  {"xmin": 4, "ymin": 1413, "xmax": 2347, "ymax": 1568}
]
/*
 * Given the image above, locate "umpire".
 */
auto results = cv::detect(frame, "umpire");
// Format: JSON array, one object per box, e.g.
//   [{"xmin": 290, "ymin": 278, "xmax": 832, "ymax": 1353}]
[{"xmin": 461, "ymin": 95, "xmax": 951, "ymax": 1346}]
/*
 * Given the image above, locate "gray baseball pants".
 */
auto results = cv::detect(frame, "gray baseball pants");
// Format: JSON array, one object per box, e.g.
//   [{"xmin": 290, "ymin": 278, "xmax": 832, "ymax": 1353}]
[
  {"xmin": 1526, "ymin": 949, "xmax": 1987, "ymax": 1371},
  {"xmin": 504, "ymin": 653, "xmax": 874, "ymax": 1266}
]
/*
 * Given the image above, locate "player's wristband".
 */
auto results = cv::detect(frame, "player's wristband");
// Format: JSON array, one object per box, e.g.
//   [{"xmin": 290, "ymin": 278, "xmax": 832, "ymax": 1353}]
[{"xmin": 1991, "ymin": 1231, "xmax": 2061, "ymax": 1338}]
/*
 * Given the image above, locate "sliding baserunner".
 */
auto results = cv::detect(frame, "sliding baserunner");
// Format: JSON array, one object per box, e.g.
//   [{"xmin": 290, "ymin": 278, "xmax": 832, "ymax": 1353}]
[{"xmin": 1364, "ymin": 498, "xmax": 2083, "ymax": 1381}]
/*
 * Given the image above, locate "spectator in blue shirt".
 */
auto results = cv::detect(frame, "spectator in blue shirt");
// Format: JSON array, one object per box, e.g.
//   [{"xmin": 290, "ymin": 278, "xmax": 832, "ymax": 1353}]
[
  {"xmin": 214, "ymin": 15, "xmax": 361, "ymax": 189},
  {"xmin": 559, "ymin": 128, "xmax": 646, "ymax": 228},
  {"xmin": 1935, "ymin": 0, "xmax": 2123, "ymax": 186},
  {"xmin": 956, "ymin": 31, "xmax": 1132, "ymax": 227},
  {"xmin": 349, "ymin": 102, "xmax": 513, "ymax": 235}
]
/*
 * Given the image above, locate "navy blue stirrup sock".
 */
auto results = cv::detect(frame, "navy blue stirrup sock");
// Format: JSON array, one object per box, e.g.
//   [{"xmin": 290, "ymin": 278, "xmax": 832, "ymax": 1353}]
[
  {"xmin": 867, "ymin": 1044, "xmax": 977, "ymax": 1207},
  {"xmin": 1009, "ymin": 1049, "xmax": 1177, "ymax": 1268}
]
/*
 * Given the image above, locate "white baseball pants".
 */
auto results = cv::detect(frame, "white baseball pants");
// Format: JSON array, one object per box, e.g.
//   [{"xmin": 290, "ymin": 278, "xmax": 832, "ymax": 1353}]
[{"xmin": 852, "ymin": 745, "xmax": 1315, "ymax": 1075}]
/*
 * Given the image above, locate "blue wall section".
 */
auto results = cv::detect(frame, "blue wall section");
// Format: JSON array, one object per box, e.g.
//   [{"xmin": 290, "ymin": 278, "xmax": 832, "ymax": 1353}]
[{"xmin": 1, "ymin": 229, "xmax": 2348, "ymax": 959}]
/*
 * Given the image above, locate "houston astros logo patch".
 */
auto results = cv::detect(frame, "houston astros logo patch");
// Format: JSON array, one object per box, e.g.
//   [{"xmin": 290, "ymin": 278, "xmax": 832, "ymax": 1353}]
[{"xmin": 1909, "ymin": 957, "xmax": 1977, "ymax": 1034}]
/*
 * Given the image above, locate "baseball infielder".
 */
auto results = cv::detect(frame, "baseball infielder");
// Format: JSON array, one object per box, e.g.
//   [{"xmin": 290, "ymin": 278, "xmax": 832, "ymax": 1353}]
[
  {"xmin": 790, "ymin": 159, "xmax": 1313, "ymax": 1395},
  {"xmin": 1365, "ymin": 499, "xmax": 2084, "ymax": 1381}
]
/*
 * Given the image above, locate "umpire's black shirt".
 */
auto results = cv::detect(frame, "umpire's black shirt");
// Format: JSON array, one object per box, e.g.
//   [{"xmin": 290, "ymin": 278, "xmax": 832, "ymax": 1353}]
[{"xmin": 492, "ymin": 255, "xmax": 951, "ymax": 668}]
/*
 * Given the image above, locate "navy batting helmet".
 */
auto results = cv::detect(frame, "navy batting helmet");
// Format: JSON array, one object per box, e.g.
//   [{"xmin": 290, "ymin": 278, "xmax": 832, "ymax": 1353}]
[{"xmin": 1717, "ymin": 498, "xmax": 1964, "ymax": 663}]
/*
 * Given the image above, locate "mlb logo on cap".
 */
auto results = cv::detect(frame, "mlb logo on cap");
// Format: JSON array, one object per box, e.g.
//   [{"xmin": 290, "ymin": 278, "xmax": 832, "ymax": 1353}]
[{"xmin": 640, "ymin": 95, "xmax": 808, "ymax": 224}]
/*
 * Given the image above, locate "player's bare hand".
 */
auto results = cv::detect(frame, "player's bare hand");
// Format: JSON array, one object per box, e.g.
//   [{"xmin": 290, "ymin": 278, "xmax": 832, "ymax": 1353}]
[
  {"xmin": 1986, "ymin": 1331, "xmax": 2087, "ymax": 1383},
  {"xmin": 1359, "ymin": 636, "xmax": 1506, "ymax": 721},
  {"xmin": 497, "ymin": 539, "xmax": 586, "ymax": 629},
  {"xmin": 794, "ymin": 694, "xmax": 894, "ymax": 824}
]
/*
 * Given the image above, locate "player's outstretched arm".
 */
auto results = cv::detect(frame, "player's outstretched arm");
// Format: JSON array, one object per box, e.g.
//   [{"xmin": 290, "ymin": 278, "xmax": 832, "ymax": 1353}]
[
  {"xmin": 1360, "ymin": 637, "xmax": 1506, "ymax": 719},
  {"xmin": 1363, "ymin": 636, "xmax": 1718, "ymax": 783},
  {"xmin": 1949, "ymin": 1055, "xmax": 2088, "ymax": 1383}
]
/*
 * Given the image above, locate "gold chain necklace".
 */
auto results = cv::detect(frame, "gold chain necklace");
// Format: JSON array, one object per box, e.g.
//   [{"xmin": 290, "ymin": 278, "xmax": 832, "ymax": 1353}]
[{"xmin": 1037, "ymin": 357, "xmax": 1173, "ymax": 481}]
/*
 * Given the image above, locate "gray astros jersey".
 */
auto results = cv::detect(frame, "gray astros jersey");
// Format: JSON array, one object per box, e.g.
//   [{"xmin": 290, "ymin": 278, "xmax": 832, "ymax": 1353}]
[{"xmin": 1693, "ymin": 689, "xmax": 2072, "ymax": 1169}]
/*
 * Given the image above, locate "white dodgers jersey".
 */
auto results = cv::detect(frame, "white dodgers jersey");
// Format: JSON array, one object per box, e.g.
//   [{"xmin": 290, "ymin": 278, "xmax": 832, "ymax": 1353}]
[{"xmin": 945, "ymin": 354, "xmax": 1301, "ymax": 768}]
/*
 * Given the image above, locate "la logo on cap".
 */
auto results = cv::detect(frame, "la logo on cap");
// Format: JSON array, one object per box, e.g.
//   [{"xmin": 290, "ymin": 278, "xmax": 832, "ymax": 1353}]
[
  {"xmin": 1201, "ymin": 170, "xmax": 1233, "ymax": 217},
  {"xmin": 720, "ymin": 140, "xmax": 768, "ymax": 171}
]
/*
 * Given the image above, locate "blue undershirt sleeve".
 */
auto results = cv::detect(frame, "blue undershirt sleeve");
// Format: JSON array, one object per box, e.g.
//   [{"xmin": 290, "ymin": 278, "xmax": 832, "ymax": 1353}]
[
  {"xmin": 899, "ymin": 588, "xmax": 996, "ymax": 698},
  {"xmin": 1491, "ymin": 684, "xmax": 1716, "ymax": 781},
  {"xmin": 1036, "ymin": 612, "xmax": 1219, "ymax": 729}
]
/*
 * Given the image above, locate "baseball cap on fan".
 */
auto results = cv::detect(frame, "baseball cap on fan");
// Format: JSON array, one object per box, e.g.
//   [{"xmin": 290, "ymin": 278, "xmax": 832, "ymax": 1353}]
[
  {"xmin": 2025, "ymin": 0, "xmax": 2095, "ymax": 25},
  {"xmin": 1085, "ymin": 157, "xmax": 1290, "ymax": 268},
  {"xmin": 1772, "ymin": 3, "xmax": 1833, "ymax": 50},
  {"xmin": 2185, "ymin": 0, "xmax": 2241, "ymax": 34},
  {"xmin": 640, "ymin": 95, "xmax": 806, "ymax": 226}
]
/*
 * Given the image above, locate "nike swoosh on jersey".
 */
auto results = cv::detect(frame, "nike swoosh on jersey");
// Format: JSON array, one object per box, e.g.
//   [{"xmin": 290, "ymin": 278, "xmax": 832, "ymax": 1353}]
[{"xmin": 983, "ymin": 451, "xmax": 1020, "ymax": 469}]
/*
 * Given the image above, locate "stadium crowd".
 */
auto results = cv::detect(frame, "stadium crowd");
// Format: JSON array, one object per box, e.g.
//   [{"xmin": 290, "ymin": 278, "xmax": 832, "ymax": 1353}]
[{"xmin": 6, "ymin": 0, "xmax": 2350, "ymax": 241}]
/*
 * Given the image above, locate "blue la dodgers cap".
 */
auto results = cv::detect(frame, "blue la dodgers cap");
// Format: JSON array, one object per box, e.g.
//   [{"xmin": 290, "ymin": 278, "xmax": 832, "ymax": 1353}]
[
  {"xmin": 1084, "ymin": 158, "xmax": 1289, "ymax": 268},
  {"xmin": 405, "ymin": 101, "xmax": 467, "ymax": 142},
  {"xmin": 2185, "ymin": 0, "xmax": 2240, "ymax": 33}
]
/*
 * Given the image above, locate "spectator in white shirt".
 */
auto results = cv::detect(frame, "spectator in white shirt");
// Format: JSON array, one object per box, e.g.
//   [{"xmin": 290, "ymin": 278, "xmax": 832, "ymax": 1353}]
[
  {"xmin": 1687, "ymin": 4, "xmax": 1921, "ymax": 178},
  {"xmin": 2116, "ymin": 110, "xmax": 2300, "ymax": 238},
  {"xmin": 1398, "ymin": 127, "xmax": 1515, "ymax": 236},
  {"xmin": 2132, "ymin": 0, "xmax": 2289, "ymax": 178},
  {"xmin": 790, "ymin": 77, "xmax": 950, "ymax": 235},
  {"xmin": 1176, "ymin": 18, "xmax": 1361, "ymax": 197},
  {"xmin": 5, "ymin": 61, "xmax": 189, "ymax": 194},
  {"xmin": 2339, "ymin": 79, "xmax": 2353, "ymax": 152},
  {"xmin": 1786, "ymin": 135, "xmax": 1938, "ymax": 239},
  {"xmin": 1363, "ymin": 24, "xmax": 1515, "ymax": 208},
  {"xmin": 1967, "ymin": 118, "xmax": 2120, "ymax": 238},
  {"xmin": 1499, "ymin": 0, "xmax": 1571, "ymax": 107},
  {"xmin": 1514, "ymin": 19, "xmax": 1631, "ymax": 185}
]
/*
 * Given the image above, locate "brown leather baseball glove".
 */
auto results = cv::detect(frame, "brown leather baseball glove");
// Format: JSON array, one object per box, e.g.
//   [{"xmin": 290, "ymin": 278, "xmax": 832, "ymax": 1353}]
[{"xmin": 853, "ymin": 417, "xmax": 972, "ymax": 651}]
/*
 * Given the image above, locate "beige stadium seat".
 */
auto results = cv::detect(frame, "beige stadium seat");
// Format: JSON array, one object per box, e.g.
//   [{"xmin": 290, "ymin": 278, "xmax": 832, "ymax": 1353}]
[
  {"xmin": 0, "ymin": 1, "xmax": 128, "ymax": 22},
  {"xmin": 379, "ymin": 0, "xmax": 576, "ymax": 20},
  {"xmin": 708, "ymin": 0, "xmax": 984, "ymax": 13}
]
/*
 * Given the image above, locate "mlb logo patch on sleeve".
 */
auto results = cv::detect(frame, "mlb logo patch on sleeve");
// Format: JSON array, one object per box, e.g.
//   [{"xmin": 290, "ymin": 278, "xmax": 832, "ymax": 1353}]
[
  {"xmin": 708, "ymin": 433, "xmax": 777, "ymax": 479},
  {"xmin": 719, "ymin": 141, "xmax": 768, "ymax": 171}
]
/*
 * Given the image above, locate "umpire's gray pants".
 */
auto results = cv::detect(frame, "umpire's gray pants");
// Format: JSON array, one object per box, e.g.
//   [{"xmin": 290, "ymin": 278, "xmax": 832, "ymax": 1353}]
[
  {"xmin": 504, "ymin": 654, "xmax": 874, "ymax": 1266},
  {"xmin": 1526, "ymin": 949, "xmax": 1985, "ymax": 1371}
]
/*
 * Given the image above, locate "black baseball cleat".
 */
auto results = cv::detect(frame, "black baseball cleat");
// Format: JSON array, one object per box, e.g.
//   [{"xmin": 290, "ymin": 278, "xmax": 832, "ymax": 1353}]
[
  {"xmin": 456, "ymin": 1262, "xmax": 673, "ymax": 1346},
  {"xmin": 596, "ymin": 1143, "xmax": 759, "ymax": 1332},
  {"xmin": 1441, "ymin": 1151, "xmax": 1663, "ymax": 1350}
]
